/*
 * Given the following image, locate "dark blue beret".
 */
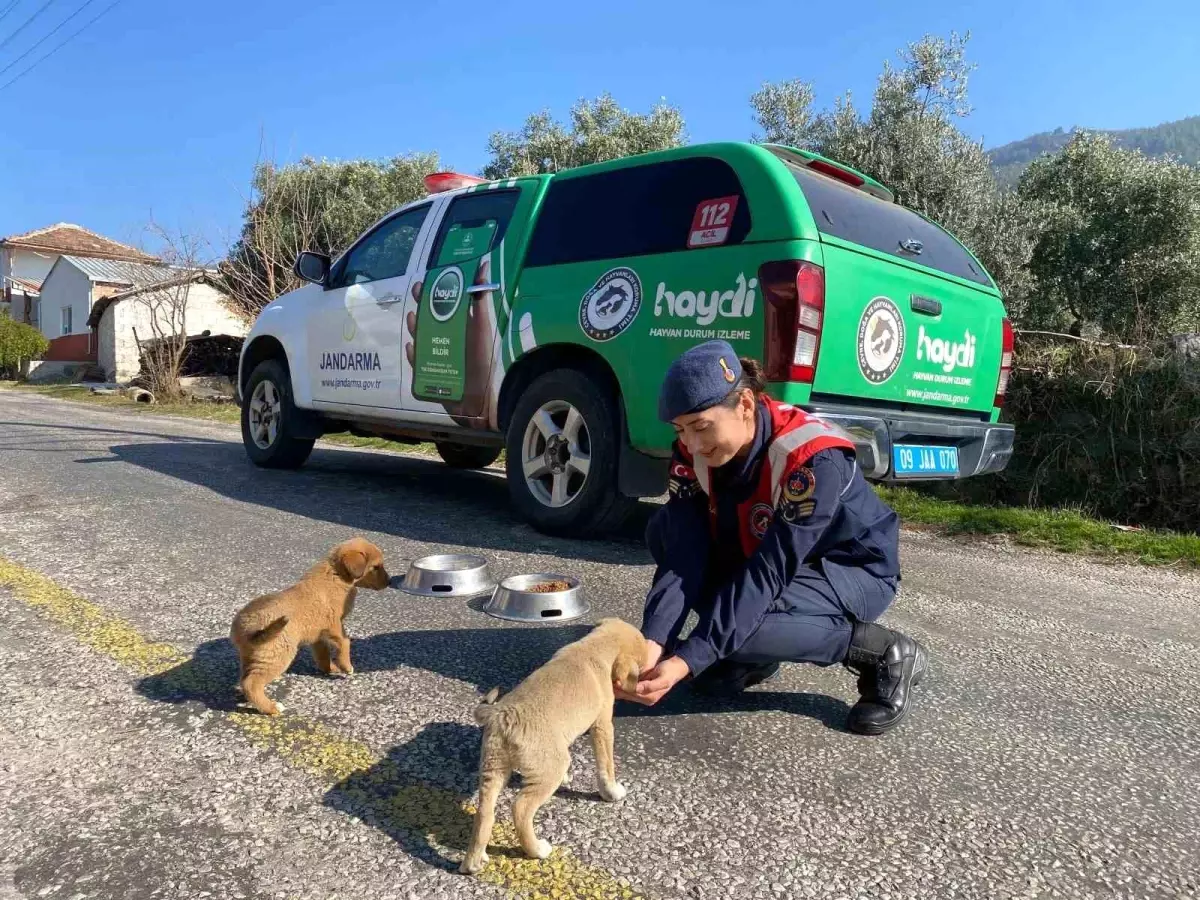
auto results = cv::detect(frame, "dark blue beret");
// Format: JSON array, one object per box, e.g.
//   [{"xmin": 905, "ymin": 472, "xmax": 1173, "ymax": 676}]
[{"xmin": 657, "ymin": 340, "xmax": 743, "ymax": 422}]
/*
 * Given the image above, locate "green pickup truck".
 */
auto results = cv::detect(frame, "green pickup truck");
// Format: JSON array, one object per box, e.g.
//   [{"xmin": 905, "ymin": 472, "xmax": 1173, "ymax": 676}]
[{"xmin": 238, "ymin": 141, "xmax": 1015, "ymax": 536}]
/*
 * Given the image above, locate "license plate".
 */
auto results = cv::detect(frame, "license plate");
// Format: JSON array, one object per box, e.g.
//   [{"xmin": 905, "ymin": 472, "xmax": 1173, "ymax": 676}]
[{"xmin": 892, "ymin": 444, "xmax": 960, "ymax": 477}]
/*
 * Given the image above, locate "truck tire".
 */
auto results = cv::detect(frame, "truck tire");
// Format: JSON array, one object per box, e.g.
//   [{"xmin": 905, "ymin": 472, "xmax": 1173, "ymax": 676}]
[
  {"xmin": 504, "ymin": 368, "xmax": 636, "ymax": 537},
  {"xmin": 435, "ymin": 441, "xmax": 501, "ymax": 470},
  {"xmin": 241, "ymin": 358, "xmax": 315, "ymax": 469}
]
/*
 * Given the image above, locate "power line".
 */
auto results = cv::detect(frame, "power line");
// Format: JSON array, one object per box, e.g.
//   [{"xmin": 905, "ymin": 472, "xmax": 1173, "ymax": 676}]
[
  {"xmin": 0, "ymin": 0, "xmax": 58, "ymax": 53},
  {"xmin": 0, "ymin": 0, "xmax": 97, "ymax": 79},
  {"xmin": 0, "ymin": 1, "xmax": 23, "ymax": 28},
  {"xmin": 0, "ymin": 0, "xmax": 119, "ymax": 93}
]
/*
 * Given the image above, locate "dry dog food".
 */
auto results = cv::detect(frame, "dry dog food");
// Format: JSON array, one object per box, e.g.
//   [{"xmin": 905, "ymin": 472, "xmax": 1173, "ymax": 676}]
[{"xmin": 527, "ymin": 580, "xmax": 571, "ymax": 593}]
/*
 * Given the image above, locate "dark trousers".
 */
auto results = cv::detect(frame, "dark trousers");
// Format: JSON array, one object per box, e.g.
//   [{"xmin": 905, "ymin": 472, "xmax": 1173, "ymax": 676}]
[{"xmin": 646, "ymin": 516, "xmax": 896, "ymax": 668}]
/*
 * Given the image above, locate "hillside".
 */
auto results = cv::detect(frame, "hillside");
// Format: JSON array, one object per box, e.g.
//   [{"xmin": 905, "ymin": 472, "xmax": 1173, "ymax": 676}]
[{"xmin": 988, "ymin": 115, "xmax": 1200, "ymax": 187}]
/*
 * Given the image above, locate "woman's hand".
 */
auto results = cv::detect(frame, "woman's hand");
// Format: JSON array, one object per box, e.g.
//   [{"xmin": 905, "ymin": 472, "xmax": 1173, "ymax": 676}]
[
  {"xmin": 619, "ymin": 656, "xmax": 690, "ymax": 707},
  {"xmin": 614, "ymin": 640, "xmax": 664, "ymax": 703}
]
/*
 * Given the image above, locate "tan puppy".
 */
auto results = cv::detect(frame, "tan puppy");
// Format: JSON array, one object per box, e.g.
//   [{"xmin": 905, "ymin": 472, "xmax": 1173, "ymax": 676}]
[
  {"xmin": 460, "ymin": 617, "xmax": 646, "ymax": 875},
  {"xmin": 229, "ymin": 538, "xmax": 389, "ymax": 715}
]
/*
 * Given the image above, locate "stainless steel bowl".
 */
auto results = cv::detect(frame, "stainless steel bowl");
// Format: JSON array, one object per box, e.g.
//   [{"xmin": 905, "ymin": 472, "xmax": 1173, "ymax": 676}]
[
  {"xmin": 395, "ymin": 553, "xmax": 495, "ymax": 598},
  {"xmin": 482, "ymin": 573, "xmax": 589, "ymax": 623}
]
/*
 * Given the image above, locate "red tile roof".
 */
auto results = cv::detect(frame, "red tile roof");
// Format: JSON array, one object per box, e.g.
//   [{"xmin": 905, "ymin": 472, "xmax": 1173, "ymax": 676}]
[{"xmin": 0, "ymin": 223, "xmax": 157, "ymax": 262}]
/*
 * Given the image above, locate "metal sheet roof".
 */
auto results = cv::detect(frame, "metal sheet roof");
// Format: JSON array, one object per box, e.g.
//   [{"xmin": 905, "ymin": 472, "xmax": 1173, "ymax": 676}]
[{"xmin": 62, "ymin": 255, "xmax": 177, "ymax": 287}]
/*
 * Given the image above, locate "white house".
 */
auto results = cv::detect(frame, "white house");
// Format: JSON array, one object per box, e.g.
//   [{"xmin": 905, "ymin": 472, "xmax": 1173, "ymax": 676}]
[
  {"xmin": 35, "ymin": 254, "xmax": 247, "ymax": 382},
  {"xmin": 86, "ymin": 273, "xmax": 249, "ymax": 382},
  {"xmin": 0, "ymin": 223, "xmax": 157, "ymax": 330}
]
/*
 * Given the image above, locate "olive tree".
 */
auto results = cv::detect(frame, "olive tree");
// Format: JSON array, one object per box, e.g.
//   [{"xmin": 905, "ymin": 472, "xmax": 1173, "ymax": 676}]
[
  {"xmin": 1018, "ymin": 132, "xmax": 1200, "ymax": 337},
  {"xmin": 750, "ymin": 32, "xmax": 1045, "ymax": 309},
  {"xmin": 220, "ymin": 152, "xmax": 440, "ymax": 318},
  {"xmin": 483, "ymin": 93, "xmax": 685, "ymax": 179}
]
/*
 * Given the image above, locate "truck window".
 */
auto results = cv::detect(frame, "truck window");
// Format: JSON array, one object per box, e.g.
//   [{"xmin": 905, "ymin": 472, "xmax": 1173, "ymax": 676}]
[
  {"xmin": 788, "ymin": 164, "xmax": 993, "ymax": 288},
  {"xmin": 427, "ymin": 190, "xmax": 520, "ymax": 267},
  {"xmin": 329, "ymin": 204, "xmax": 430, "ymax": 288},
  {"xmin": 524, "ymin": 157, "xmax": 751, "ymax": 267}
]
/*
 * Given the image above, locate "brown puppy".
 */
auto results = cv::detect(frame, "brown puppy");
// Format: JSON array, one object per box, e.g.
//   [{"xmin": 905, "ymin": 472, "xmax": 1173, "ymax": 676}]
[
  {"xmin": 229, "ymin": 538, "xmax": 389, "ymax": 716},
  {"xmin": 460, "ymin": 617, "xmax": 646, "ymax": 875}
]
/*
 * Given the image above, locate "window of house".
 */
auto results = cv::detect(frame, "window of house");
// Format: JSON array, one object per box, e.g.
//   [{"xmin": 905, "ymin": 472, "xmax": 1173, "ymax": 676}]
[{"xmin": 61, "ymin": 305, "xmax": 72, "ymax": 335}]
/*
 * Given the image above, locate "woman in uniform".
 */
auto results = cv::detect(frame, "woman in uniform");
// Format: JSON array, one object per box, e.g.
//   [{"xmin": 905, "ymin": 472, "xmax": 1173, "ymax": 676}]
[{"xmin": 616, "ymin": 340, "xmax": 927, "ymax": 735}]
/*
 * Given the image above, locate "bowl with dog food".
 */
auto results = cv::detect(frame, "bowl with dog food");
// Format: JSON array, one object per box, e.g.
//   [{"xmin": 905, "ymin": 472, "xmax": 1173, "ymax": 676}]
[
  {"xmin": 395, "ymin": 553, "xmax": 496, "ymax": 598},
  {"xmin": 482, "ymin": 573, "xmax": 588, "ymax": 623}
]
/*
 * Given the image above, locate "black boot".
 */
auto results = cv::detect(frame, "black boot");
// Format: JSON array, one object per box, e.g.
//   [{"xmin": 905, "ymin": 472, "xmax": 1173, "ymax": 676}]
[
  {"xmin": 690, "ymin": 659, "xmax": 781, "ymax": 697},
  {"xmin": 843, "ymin": 621, "xmax": 927, "ymax": 735}
]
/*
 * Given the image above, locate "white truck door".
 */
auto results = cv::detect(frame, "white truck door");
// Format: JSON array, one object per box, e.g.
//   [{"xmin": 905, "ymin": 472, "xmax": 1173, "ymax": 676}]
[{"xmin": 306, "ymin": 199, "xmax": 441, "ymax": 412}]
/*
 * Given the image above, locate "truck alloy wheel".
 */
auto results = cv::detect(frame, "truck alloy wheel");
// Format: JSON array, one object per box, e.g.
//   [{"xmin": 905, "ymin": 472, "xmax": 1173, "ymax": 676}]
[{"xmin": 520, "ymin": 399, "xmax": 591, "ymax": 508}]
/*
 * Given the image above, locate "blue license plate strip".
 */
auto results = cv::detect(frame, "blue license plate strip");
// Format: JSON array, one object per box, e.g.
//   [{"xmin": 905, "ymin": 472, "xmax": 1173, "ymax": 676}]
[{"xmin": 892, "ymin": 444, "xmax": 960, "ymax": 477}]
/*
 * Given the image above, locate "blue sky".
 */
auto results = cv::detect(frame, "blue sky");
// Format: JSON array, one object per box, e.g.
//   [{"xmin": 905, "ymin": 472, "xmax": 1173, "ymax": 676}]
[{"xmin": 1, "ymin": 0, "xmax": 1197, "ymax": 257}]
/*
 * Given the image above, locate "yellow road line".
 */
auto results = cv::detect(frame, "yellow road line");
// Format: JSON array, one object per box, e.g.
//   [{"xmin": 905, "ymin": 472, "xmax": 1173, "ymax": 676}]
[
  {"xmin": 0, "ymin": 558, "xmax": 184, "ymax": 675},
  {"xmin": 1, "ymin": 557, "xmax": 644, "ymax": 900}
]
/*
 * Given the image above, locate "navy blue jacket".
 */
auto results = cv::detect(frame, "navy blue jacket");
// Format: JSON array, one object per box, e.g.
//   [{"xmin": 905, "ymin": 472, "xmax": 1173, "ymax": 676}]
[{"xmin": 642, "ymin": 400, "xmax": 901, "ymax": 675}]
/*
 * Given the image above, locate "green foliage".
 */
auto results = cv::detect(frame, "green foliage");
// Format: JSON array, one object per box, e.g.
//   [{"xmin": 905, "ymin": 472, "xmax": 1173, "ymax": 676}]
[
  {"xmin": 1018, "ymin": 132, "xmax": 1200, "ymax": 336},
  {"xmin": 750, "ymin": 32, "xmax": 1046, "ymax": 303},
  {"xmin": 925, "ymin": 338, "xmax": 1200, "ymax": 534},
  {"xmin": 990, "ymin": 115, "xmax": 1200, "ymax": 188},
  {"xmin": 878, "ymin": 484, "xmax": 1200, "ymax": 567},
  {"xmin": 219, "ymin": 153, "xmax": 440, "ymax": 317},
  {"xmin": 0, "ymin": 310, "xmax": 50, "ymax": 375},
  {"xmin": 749, "ymin": 79, "xmax": 816, "ymax": 148},
  {"xmin": 482, "ymin": 94, "xmax": 685, "ymax": 180}
]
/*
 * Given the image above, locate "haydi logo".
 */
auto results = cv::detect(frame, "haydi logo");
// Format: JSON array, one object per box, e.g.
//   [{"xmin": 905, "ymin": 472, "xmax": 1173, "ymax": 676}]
[
  {"xmin": 653, "ymin": 273, "xmax": 757, "ymax": 326},
  {"xmin": 917, "ymin": 326, "xmax": 976, "ymax": 373}
]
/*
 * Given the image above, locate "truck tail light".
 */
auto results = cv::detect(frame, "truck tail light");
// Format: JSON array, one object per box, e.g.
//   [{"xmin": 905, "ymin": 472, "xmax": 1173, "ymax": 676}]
[
  {"xmin": 994, "ymin": 318, "xmax": 1014, "ymax": 407},
  {"xmin": 806, "ymin": 158, "xmax": 865, "ymax": 188},
  {"xmin": 760, "ymin": 260, "xmax": 825, "ymax": 384}
]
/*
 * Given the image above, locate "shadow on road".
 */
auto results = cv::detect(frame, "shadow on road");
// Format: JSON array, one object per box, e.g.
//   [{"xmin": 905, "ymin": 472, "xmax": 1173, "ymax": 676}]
[
  {"xmin": 134, "ymin": 636, "xmax": 332, "ymax": 713},
  {"xmin": 91, "ymin": 435, "xmax": 656, "ymax": 565},
  {"xmin": 0, "ymin": 419, "xmax": 230, "ymax": 444},
  {"xmin": 348, "ymin": 624, "xmax": 853, "ymax": 729},
  {"xmin": 323, "ymin": 721, "xmax": 486, "ymax": 872},
  {"xmin": 136, "ymin": 624, "xmax": 850, "ymax": 734}
]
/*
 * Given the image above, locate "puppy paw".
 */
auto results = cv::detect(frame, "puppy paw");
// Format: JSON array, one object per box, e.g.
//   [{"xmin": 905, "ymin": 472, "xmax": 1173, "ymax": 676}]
[
  {"xmin": 459, "ymin": 852, "xmax": 487, "ymax": 875},
  {"xmin": 530, "ymin": 838, "xmax": 553, "ymax": 860},
  {"xmin": 599, "ymin": 781, "xmax": 628, "ymax": 802},
  {"xmin": 269, "ymin": 702, "xmax": 286, "ymax": 716}
]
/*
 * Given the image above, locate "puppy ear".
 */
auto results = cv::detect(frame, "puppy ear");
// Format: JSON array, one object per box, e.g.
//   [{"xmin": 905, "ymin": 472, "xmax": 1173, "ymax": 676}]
[
  {"xmin": 337, "ymin": 548, "xmax": 369, "ymax": 581},
  {"xmin": 612, "ymin": 652, "xmax": 641, "ymax": 694}
]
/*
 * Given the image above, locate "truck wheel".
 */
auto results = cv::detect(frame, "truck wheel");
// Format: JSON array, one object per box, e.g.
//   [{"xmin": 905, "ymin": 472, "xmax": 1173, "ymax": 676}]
[
  {"xmin": 435, "ymin": 441, "xmax": 501, "ymax": 470},
  {"xmin": 504, "ymin": 368, "xmax": 636, "ymax": 537},
  {"xmin": 241, "ymin": 358, "xmax": 315, "ymax": 469}
]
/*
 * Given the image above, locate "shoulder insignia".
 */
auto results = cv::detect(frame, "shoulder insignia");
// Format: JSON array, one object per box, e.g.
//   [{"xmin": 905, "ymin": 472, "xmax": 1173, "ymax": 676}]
[{"xmin": 782, "ymin": 466, "xmax": 816, "ymax": 503}]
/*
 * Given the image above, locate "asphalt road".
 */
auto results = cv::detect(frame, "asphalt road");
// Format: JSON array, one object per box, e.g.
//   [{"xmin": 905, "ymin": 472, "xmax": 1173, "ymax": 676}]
[{"xmin": 1, "ymin": 389, "xmax": 1197, "ymax": 900}]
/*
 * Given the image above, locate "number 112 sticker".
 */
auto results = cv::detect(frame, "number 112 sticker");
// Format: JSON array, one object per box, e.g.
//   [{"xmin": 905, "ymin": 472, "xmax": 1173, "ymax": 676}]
[{"xmin": 688, "ymin": 195, "xmax": 739, "ymax": 249}]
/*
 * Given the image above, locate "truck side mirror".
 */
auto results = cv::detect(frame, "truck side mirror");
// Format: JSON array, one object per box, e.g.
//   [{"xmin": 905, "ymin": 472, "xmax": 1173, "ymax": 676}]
[{"xmin": 295, "ymin": 251, "xmax": 331, "ymax": 286}]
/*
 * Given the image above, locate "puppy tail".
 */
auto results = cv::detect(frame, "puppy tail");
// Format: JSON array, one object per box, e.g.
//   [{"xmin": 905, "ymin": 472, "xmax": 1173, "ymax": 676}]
[
  {"xmin": 247, "ymin": 616, "xmax": 289, "ymax": 644},
  {"xmin": 473, "ymin": 686, "xmax": 501, "ymax": 725}
]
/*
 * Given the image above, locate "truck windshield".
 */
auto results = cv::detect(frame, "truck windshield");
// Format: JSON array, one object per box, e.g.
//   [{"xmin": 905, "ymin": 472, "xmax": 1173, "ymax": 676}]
[{"xmin": 788, "ymin": 163, "xmax": 994, "ymax": 289}]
